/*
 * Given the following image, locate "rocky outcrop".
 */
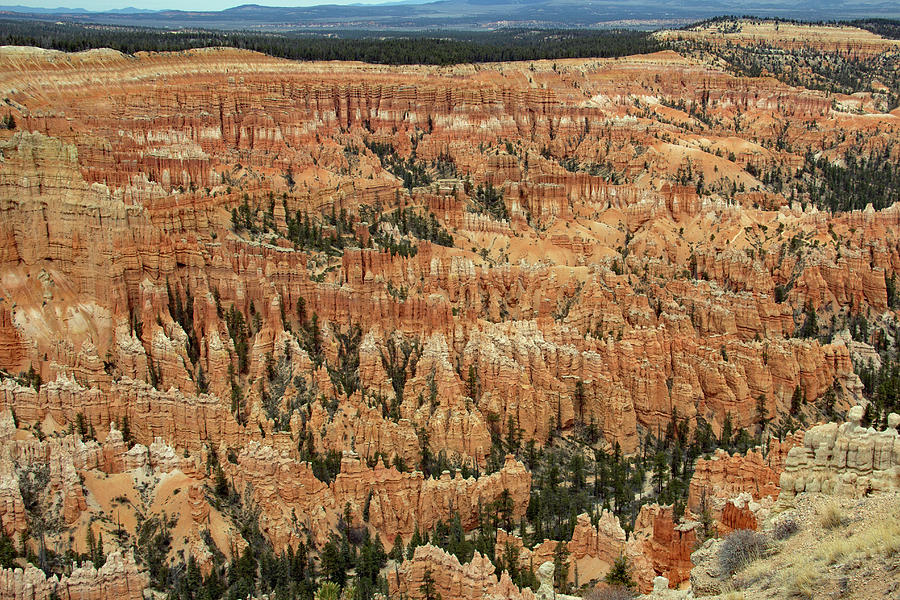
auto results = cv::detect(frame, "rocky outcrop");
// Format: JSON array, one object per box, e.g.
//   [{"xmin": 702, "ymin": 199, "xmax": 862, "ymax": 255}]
[
  {"xmin": 765, "ymin": 430, "xmax": 806, "ymax": 473},
  {"xmin": 688, "ymin": 430, "xmax": 806, "ymax": 511},
  {"xmin": 0, "ymin": 455, "xmax": 26, "ymax": 539},
  {"xmin": 495, "ymin": 511, "xmax": 658, "ymax": 594},
  {"xmin": 226, "ymin": 443, "xmax": 529, "ymax": 550},
  {"xmin": 0, "ymin": 377, "xmax": 247, "ymax": 454},
  {"xmin": 567, "ymin": 511, "xmax": 627, "ymax": 564},
  {"xmin": 688, "ymin": 448, "xmax": 780, "ymax": 511},
  {"xmin": 0, "ymin": 550, "xmax": 146, "ymax": 600},
  {"xmin": 223, "ymin": 441, "xmax": 334, "ymax": 550},
  {"xmin": 0, "ymin": 46, "xmax": 888, "ymax": 469},
  {"xmin": 334, "ymin": 454, "xmax": 530, "ymax": 541},
  {"xmin": 778, "ymin": 409, "xmax": 900, "ymax": 503},
  {"xmin": 101, "ymin": 422, "xmax": 129, "ymax": 474},
  {"xmin": 688, "ymin": 538, "xmax": 725, "ymax": 598},
  {"xmin": 566, "ymin": 511, "xmax": 652, "ymax": 592},
  {"xmin": 634, "ymin": 505, "xmax": 698, "ymax": 589},
  {"xmin": 717, "ymin": 494, "xmax": 759, "ymax": 534},
  {"xmin": 389, "ymin": 544, "xmax": 536, "ymax": 600},
  {"xmin": 658, "ymin": 21, "xmax": 900, "ymax": 57},
  {"xmin": 0, "ymin": 304, "xmax": 25, "ymax": 373}
]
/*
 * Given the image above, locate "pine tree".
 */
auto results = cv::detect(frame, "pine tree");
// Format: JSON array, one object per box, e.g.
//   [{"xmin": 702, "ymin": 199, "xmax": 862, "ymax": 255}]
[
  {"xmin": 466, "ymin": 364, "xmax": 480, "ymax": 401},
  {"xmin": 421, "ymin": 567, "xmax": 441, "ymax": 600},
  {"xmin": 389, "ymin": 534, "xmax": 404, "ymax": 561},
  {"xmin": 501, "ymin": 541, "xmax": 519, "ymax": 582},
  {"xmin": 407, "ymin": 524, "xmax": 423, "ymax": 560},
  {"xmin": 296, "ymin": 296, "xmax": 307, "ymax": 324},
  {"xmin": 301, "ymin": 313, "xmax": 324, "ymax": 367},
  {"xmin": 320, "ymin": 535, "xmax": 347, "ymax": 586},
  {"xmin": 214, "ymin": 465, "xmax": 229, "ymax": 498},
  {"xmin": 85, "ymin": 526, "xmax": 96, "ymax": 562},
  {"xmin": 120, "ymin": 416, "xmax": 133, "ymax": 447},
  {"xmin": 552, "ymin": 541, "xmax": 569, "ymax": 592},
  {"xmin": 790, "ymin": 385, "xmax": 803, "ymax": 415},
  {"xmin": 94, "ymin": 532, "xmax": 104, "ymax": 568},
  {"xmin": 604, "ymin": 553, "xmax": 634, "ymax": 589},
  {"xmin": 697, "ymin": 487, "xmax": 715, "ymax": 542},
  {"xmin": 496, "ymin": 489, "xmax": 514, "ymax": 532},
  {"xmin": 755, "ymin": 395, "xmax": 769, "ymax": 428},
  {"xmin": 315, "ymin": 582, "xmax": 340, "ymax": 600},
  {"xmin": 720, "ymin": 412, "xmax": 734, "ymax": 449},
  {"xmin": 887, "ymin": 273, "xmax": 897, "ymax": 308},
  {"xmin": 798, "ymin": 301, "xmax": 818, "ymax": 338},
  {"xmin": 0, "ymin": 531, "xmax": 16, "ymax": 569},
  {"xmin": 651, "ymin": 450, "xmax": 668, "ymax": 495},
  {"xmin": 196, "ymin": 366, "xmax": 208, "ymax": 394},
  {"xmin": 505, "ymin": 415, "xmax": 521, "ymax": 453},
  {"xmin": 75, "ymin": 412, "xmax": 87, "ymax": 438},
  {"xmin": 573, "ymin": 380, "xmax": 586, "ymax": 425}
]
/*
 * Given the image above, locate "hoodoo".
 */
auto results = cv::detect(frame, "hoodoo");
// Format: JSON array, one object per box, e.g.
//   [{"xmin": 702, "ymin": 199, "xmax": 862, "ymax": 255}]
[{"xmin": 0, "ymin": 15, "xmax": 898, "ymax": 600}]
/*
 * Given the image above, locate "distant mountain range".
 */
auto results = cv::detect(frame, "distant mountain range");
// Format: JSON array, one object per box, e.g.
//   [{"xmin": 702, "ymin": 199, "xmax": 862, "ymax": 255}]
[
  {"xmin": 1, "ymin": 0, "xmax": 898, "ymax": 30},
  {"xmin": 0, "ymin": 4, "xmax": 156, "ymax": 12}
]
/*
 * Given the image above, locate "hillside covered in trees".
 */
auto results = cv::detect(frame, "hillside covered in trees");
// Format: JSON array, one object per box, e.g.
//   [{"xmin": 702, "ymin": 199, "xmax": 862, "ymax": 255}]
[{"xmin": 0, "ymin": 20, "xmax": 662, "ymax": 65}]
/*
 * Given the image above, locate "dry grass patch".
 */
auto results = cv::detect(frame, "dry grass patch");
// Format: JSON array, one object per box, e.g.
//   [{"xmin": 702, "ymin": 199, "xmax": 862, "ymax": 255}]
[
  {"xmin": 779, "ymin": 503, "xmax": 900, "ymax": 597},
  {"xmin": 818, "ymin": 502, "xmax": 844, "ymax": 530},
  {"xmin": 739, "ymin": 557, "xmax": 772, "ymax": 582},
  {"xmin": 845, "ymin": 515, "xmax": 900, "ymax": 558},
  {"xmin": 877, "ymin": 518, "xmax": 900, "ymax": 556},
  {"xmin": 784, "ymin": 562, "xmax": 818, "ymax": 599},
  {"xmin": 814, "ymin": 513, "xmax": 900, "ymax": 563},
  {"xmin": 818, "ymin": 536, "xmax": 851, "ymax": 564}
]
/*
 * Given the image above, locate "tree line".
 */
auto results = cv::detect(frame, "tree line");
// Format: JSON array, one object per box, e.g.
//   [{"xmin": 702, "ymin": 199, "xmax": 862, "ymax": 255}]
[{"xmin": 0, "ymin": 19, "xmax": 661, "ymax": 65}]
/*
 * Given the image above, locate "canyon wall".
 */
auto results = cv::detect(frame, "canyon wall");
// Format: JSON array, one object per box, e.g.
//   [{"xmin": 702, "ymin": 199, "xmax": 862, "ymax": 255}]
[{"xmin": 0, "ymin": 37, "xmax": 897, "ymax": 600}]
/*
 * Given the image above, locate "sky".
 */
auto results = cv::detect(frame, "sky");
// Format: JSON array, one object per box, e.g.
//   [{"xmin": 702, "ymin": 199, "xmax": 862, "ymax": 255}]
[{"xmin": 2, "ymin": 0, "xmax": 411, "ymax": 11}]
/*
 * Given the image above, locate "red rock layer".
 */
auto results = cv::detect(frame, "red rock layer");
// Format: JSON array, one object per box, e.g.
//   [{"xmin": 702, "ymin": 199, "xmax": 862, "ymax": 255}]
[
  {"xmin": 718, "ymin": 499, "xmax": 758, "ymax": 534},
  {"xmin": 225, "ymin": 443, "xmax": 530, "ymax": 550},
  {"xmin": 634, "ymin": 504, "xmax": 698, "ymax": 588},
  {"xmin": 688, "ymin": 428, "xmax": 808, "ymax": 512}
]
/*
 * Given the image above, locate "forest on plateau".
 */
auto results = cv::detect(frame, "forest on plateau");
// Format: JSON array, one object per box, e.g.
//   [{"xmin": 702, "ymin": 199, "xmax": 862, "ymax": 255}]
[{"xmin": 0, "ymin": 20, "xmax": 662, "ymax": 65}]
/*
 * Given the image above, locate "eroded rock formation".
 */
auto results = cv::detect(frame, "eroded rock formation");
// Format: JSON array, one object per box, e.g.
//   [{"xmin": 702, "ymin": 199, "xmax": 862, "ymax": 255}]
[
  {"xmin": 0, "ymin": 30, "xmax": 897, "ymax": 600},
  {"xmin": 778, "ymin": 409, "xmax": 900, "ymax": 503},
  {"xmin": 0, "ymin": 550, "xmax": 145, "ymax": 600},
  {"xmin": 389, "ymin": 544, "xmax": 537, "ymax": 600},
  {"xmin": 227, "ymin": 443, "xmax": 530, "ymax": 549},
  {"xmin": 633, "ymin": 504, "xmax": 698, "ymax": 589}
]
